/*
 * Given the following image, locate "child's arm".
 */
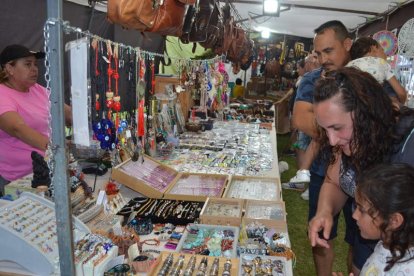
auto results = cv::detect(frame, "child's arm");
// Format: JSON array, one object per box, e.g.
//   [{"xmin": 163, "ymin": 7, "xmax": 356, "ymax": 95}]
[{"xmin": 387, "ymin": 76, "xmax": 407, "ymax": 104}]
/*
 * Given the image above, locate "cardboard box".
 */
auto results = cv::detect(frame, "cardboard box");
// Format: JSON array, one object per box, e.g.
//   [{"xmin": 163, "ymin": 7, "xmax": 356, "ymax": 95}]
[
  {"xmin": 149, "ymin": 252, "xmax": 239, "ymax": 276},
  {"xmin": 163, "ymin": 173, "xmax": 229, "ymax": 202},
  {"xmin": 199, "ymin": 197, "xmax": 244, "ymax": 227},
  {"xmin": 223, "ymin": 175, "xmax": 282, "ymax": 201},
  {"xmin": 111, "ymin": 155, "xmax": 180, "ymax": 199}
]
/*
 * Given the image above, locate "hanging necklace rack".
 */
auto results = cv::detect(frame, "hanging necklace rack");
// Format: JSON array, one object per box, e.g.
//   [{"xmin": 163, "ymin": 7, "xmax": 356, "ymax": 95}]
[{"xmin": 44, "ymin": 18, "xmax": 222, "ymax": 64}]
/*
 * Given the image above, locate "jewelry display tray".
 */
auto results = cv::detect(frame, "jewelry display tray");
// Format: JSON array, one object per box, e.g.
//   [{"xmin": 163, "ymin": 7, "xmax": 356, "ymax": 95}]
[
  {"xmin": 164, "ymin": 173, "xmax": 229, "ymax": 202},
  {"xmin": 175, "ymin": 223, "xmax": 240, "ymax": 258},
  {"xmin": 0, "ymin": 192, "xmax": 90, "ymax": 275},
  {"xmin": 239, "ymin": 254, "xmax": 293, "ymax": 276},
  {"xmin": 149, "ymin": 251, "xmax": 240, "ymax": 275},
  {"xmin": 112, "ymin": 155, "xmax": 180, "ymax": 199},
  {"xmin": 223, "ymin": 175, "xmax": 282, "ymax": 201}
]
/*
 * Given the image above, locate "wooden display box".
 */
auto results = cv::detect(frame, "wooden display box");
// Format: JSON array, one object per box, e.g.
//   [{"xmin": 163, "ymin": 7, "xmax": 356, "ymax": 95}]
[
  {"xmin": 154, "ymin": 75, "xmax": 192, "ymax": 122},
  {"xmin": 223, "ymin": 175, "xmax": 282, "ymax": 201},
  {"xmin": 163, "ymin": 173, "xmax": 229, "ymax": 202},
  {"xmin": 199, "ymin": 197, "xmax": 244, "ymax": 227},
  {"xmin": 149, "ymin": 252, "xmax": 239, "ymax": 276},
  {"xmin": 176, "ymin": 224, "xmax": 240, "ymax": 258},
  {"xmin": 244, "ymin": 199, "xmax": 286, "ymax": 223},
  {"xmin": 154, "ymin": 75, "xmax": 180, "ymax": 94},
  {"xmin": 111, "ymin": 155, "xmax": 180, "ymax": 199},
  {"xmin": 239, "ymin": 254, "xmax": 292, "ymax": 276},
  {"xmin": 242, "ymin": 218, "xmax": 289, "ymax": 245}
]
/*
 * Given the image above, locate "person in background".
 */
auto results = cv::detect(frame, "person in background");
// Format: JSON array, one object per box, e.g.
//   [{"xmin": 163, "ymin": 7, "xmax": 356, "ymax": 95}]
[
  {"xmin": 292, "ymin": 20, "xmax": 355, "ymax": 276},
  {"xmin": 232, "ymin": 78, "xmax": 245, "ymax": 98},
  {"xmin": 308, "ymin": 67, "xmax": 414, "ymax": 275},
  {"xmin": 283, "ymin": 54, "xmax": 320, "ymax": 201},
  {"xmin": 333, "ymin": 163, "xmax": 414, "ymax": 276},
  {"xmin": 347, "ymin": 36, "xmax": 407, "ymax": 105},
  {"xmin": 0, "ymin": 44, "xmax": 72, "ymax": 196}
]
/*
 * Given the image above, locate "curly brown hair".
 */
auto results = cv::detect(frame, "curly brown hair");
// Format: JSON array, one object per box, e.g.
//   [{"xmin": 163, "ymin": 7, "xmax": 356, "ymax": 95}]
[
  {"xmin": 356, "ymin": 163, "xmax": 414, "ymax": 271},
  {"xmin": 314, "ymin": 67, "xmax": 402, "ymax": 173}
]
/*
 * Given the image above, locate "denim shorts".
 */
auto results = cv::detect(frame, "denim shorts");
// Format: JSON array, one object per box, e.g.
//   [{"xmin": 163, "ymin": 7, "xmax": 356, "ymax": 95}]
[
  {"xmin": 308, "ymin": 172, "xmax": 355, "ymax": 244},
  {"xmin": 294, "ymin": 131, "xmax": 311, "ymax": 151}
]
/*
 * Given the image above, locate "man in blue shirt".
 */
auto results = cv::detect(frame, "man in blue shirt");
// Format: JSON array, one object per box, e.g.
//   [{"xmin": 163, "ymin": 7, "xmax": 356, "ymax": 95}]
[{"xmin": 292, "ymin": 20, "xmax": 353, "ymax": 276}]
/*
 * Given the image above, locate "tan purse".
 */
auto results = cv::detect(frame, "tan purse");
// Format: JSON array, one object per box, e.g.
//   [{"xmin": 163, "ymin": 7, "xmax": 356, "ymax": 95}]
[{"xmin": 107, "ymin": 0, "xmax": 187, "ymax": 36}]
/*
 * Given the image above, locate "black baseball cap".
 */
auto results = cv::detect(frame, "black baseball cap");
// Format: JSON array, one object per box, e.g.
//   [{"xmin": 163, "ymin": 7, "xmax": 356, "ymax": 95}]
[{"xmin": 0, "ymin": 44, "xmax": 45, "ymax": 67}]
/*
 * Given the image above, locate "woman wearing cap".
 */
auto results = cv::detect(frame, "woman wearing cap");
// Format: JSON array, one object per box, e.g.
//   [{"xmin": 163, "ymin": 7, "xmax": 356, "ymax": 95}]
[{"xmin": 0, "ymin": 44, "xmax": 71, "ymax": 195}]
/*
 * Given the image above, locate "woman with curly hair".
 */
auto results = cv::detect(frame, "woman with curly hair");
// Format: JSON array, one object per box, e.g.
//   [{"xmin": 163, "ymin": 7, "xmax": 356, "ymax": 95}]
[{"xmin": 308, "ymin": 67, "xmax": 414, "ymax": 275}]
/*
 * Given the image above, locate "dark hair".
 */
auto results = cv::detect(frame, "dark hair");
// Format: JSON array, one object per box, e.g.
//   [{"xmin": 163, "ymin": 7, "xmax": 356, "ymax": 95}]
[
  {"xmin": 235, "ymin": 78, "xmax": 242, "ymax": 85},
  {"xmin": 314, "ymin": 67, "xmax": 401, "ymax": 173},
  {"xmin": 314, "ymin": 20, "xmax": 351, "ymax": 41},
  {"xmin": 356, "ymin": 163, "xmax": 414, "ymax": 271},
  {"xmin": 350, "ymin": 37, "xmax": 379, "ymax": 60}
]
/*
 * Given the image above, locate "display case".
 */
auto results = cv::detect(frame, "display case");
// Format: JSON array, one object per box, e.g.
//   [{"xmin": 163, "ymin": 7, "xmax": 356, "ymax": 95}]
[
  {"xmin": 199, "ymin": 197, "xmax": 244, "ymax": 227},
  {"xmin": 224, "ymin": 176, "xmax": 282, "ymax": 201},
  {"xmin": 176, "ymin": 224, "xmax": 240, "ymax": 258},
  {"xmin": 149, "ymin": 252, "xmax": 239, "ymax": 275},
  {"xmin": 0, "ymin": 192, "xmax": 90, "ymax": 275},
  {"xmin": 244, "ymin": 199, "xmax": 286, "ymax": 223},
  {"xmin": 164, "ymin": 173, "xmax": 229, "ymax": 202},
  {"xmin": 111, "ymin": 155, "xmax": 180, "ymax": 198},
  {"xmin": 239, "ymin": 254, "xmax": 292, "ymax": 276}
]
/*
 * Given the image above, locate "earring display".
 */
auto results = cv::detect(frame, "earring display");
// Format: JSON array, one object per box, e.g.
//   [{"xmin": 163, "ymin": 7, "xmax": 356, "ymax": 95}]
[
  {"xmin": 112, "ymin": 155, "xmax": 179, "ymax": 198},
  {"xmin": 199, "ymin": 197, "xmax": 244, "ymax": 227},
  {"xmin": 149, "ymin": 252, "xmax": 239, "ymax": 275},
  {"xmin": 224, "ymin": 176, "xmax": 281, "ymax": 201},
  {"xmin": 164, "ymin": 173, "xmax": 228, "ymax": 202},
  {"xmin": 239, "ymin": 254, "xmax": 289, "ymax": 276},
  {"xmin": 176, "ymin": 224, "xmax": 239, "ymax": 258},
  {"xmin": 244, "ymin": 200, "xmax": 286, "ymax": 221}
]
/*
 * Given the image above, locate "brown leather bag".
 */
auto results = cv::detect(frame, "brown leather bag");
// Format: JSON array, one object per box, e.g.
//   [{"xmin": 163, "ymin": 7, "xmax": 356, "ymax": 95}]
[{"xmin": 107, "ymin": 0, "xmax": 186, "ymax": 37}]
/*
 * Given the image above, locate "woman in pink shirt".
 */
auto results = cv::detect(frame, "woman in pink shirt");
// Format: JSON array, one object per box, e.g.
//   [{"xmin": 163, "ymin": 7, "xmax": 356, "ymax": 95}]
[{"xmin": 0, "ymin": 44, "xmax": 71, "ymax": 195}]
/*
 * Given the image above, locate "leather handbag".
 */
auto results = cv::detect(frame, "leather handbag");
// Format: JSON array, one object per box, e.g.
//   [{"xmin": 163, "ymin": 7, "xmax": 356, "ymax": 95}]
[
  {"xmin": 199, "ymin": 1, "xmax": 222, "ymax": 49},
  {"xmin": 107, "ymin": 0, "xmax": 187, "ymax": 37},
  {"xmin": 188, "ymin": 0, "xmax": 215, "ymax": 42}
]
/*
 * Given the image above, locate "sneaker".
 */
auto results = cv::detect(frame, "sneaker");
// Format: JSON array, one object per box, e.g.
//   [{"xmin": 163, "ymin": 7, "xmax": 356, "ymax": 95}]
[
  {"xmin": 301, "ymin": 188, "xmax": 309, "ymax": 200},
  {"xmin": 289, "ymin": 169, "xmax": 310, "ymax": 183},
  {"xmin": 282, "ymin": 182, "xmax": 305, "ymax": 190}
]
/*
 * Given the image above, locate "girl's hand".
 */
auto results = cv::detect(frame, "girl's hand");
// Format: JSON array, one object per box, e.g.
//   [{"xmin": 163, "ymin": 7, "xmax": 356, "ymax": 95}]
[{"xmin": 332, "ymin": 272, "xmax": 354, "ymax": 276}]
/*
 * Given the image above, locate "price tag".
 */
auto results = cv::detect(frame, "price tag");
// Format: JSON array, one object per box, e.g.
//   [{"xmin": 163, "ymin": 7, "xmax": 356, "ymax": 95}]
[
  {"xmin": 96, "ymin": 190, "xmax": 107, "ymax": 206},
  {"xmin": 125, "ymin": 129, "xmax": 132, "ymax": 138}
]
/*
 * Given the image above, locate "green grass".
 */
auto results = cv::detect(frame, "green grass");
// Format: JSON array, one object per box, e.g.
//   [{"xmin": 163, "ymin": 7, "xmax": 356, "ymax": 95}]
[{"xmin": 277, "ymin": 133, "xmax": 348, "ymax": 275}]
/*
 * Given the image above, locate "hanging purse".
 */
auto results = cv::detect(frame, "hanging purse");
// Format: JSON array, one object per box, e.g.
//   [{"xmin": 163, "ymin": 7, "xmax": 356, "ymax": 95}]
[{"xmin": 107, "ymin": 0, "xmax": 189, "ymax": 37}]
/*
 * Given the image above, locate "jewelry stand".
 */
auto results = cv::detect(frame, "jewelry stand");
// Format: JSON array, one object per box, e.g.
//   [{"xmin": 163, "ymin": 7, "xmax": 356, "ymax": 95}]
[{"xmin": 0, "ymin": 192, "xmax": 90, "ymax": 275}]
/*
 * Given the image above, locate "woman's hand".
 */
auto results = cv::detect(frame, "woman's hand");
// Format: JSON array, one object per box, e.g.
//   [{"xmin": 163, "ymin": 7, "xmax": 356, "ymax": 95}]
[{"xmin": 308, "ymin": 211, "xmax": 334, "ymax": 248}]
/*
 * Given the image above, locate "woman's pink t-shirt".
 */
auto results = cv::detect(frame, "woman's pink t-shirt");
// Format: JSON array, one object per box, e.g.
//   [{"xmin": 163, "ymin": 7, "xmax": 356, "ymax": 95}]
[{"xmin": 0, "ymin": 83, "xmax": 50, "ymax": 181}]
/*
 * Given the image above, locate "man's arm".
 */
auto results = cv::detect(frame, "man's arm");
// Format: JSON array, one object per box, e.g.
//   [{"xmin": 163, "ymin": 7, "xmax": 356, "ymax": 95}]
[
  {"xmin": 292, "ymin": 101, "xmax": 318, "ymax": 138},
  {"xmin": 291, "ymin": 71, "xmax": 320, "ymax": 139}
]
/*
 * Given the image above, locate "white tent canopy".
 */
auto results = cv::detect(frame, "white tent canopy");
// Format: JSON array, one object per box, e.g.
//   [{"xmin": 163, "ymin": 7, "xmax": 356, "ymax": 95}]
[
  {"xmin": 235, "ymin": 0, "xmax": 412, "ymax": 37},
  {"xmin": 67, "ymin": 0, "xmax": 412, "ymax": 38}
]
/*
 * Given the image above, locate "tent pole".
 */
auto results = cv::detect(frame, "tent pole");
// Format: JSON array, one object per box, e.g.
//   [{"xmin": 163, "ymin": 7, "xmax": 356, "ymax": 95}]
[{"xmin": 46, "ymin": 0, "xmax": 76, "ymax": 275}]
